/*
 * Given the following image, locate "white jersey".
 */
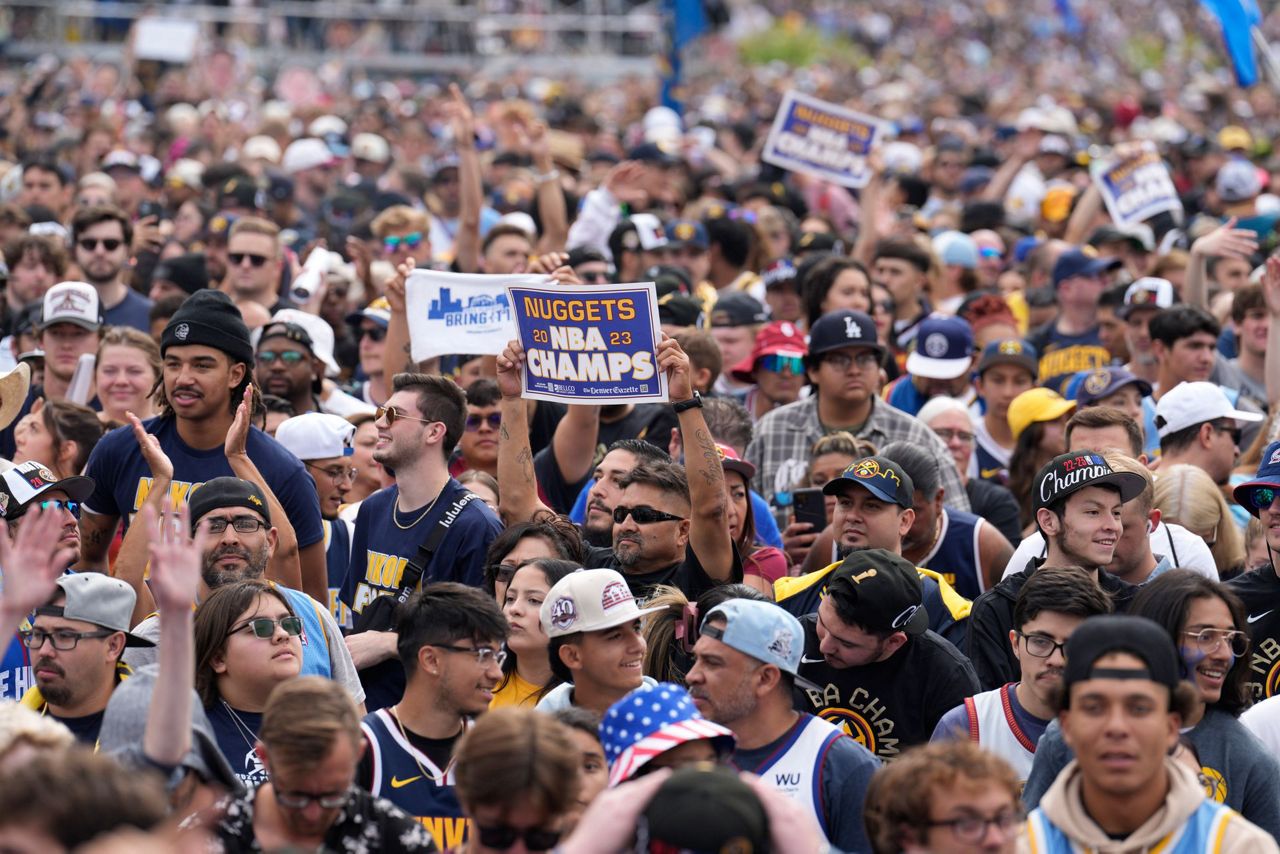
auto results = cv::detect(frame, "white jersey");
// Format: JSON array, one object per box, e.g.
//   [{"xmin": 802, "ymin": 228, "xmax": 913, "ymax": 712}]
[
  {"xmin": 733, "ymin": 713, "xmax": 844, "ymax": 836},
  {"xmin": 965, "ymin": 685, "xmax": 1037, "ymax": 782}
]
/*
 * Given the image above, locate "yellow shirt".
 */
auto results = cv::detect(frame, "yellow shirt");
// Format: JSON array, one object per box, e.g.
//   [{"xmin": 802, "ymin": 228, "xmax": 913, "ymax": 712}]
[{"xmin": 489, "ymin": 671, "xmax": 544, "ymax": 709}]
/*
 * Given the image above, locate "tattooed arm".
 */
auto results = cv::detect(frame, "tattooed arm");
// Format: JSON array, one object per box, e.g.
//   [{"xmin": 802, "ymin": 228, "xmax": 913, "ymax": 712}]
[
  {"xmin": 495, "ymin": 340, "xmax": 555, "ymax": 525},
  {"xmin": 659, "ymin": 336, "xmax": 733, "ymax": 582}
]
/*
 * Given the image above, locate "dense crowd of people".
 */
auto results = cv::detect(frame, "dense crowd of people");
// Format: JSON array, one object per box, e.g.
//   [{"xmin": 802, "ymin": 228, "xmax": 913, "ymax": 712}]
[{"xmin": 3, "ymin": 8, "xmax": 1280, "ymax": 849}]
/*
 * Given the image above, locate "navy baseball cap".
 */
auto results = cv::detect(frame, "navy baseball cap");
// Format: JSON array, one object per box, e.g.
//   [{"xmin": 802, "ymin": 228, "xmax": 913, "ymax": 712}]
[
  {"xmin": 975, "ymin": 338, "xmax": 1038, "ymax": 378},
  {"xmin": 1072, "ymin": 367, "xmax": 1153, "ymax": 407},
  {"xmin": 807, "ymin": 309, "xmax": 883, "ymax": 358},
  {"xmin": 666, "ymin": 219, "xmax": 709, "ymax": 251},
  {"xmin": 761, "ymin": 257, "xmax": 799, "ymax": 290},
  {"xmin": 905, "ymin": 314, "xmax": 974, "ymax": 380},
  {"xmin": 710, "ymin": 292, "xmax": 767, "ymax": 328},
  {"xmin": 821, "ymin": 456, "xmax": 914, "ymax": 508},
  {"xmin": 1052, "ymin": 247, "xmax": 1122, "ymax": 287},
  {"xmin": 1234, "ymin": 441, "xmax": 1280, "ymax": 517}
]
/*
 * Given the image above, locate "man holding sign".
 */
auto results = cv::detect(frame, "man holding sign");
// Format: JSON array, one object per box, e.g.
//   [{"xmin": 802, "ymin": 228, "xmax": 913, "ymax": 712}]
[{"xmin": 496, "ymin": 332, "xmax": 739, "ymax": 602}]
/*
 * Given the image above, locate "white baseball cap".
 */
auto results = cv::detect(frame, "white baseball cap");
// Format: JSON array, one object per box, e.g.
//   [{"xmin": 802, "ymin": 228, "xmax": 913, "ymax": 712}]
[
  {"xmin": 242, "ymin": 135, "xmax": 282, "ymax": 164},
  {"xmin": 41, "ymin": 282, "xmax": 102, "ymax": 331},
  {"xmin": 1154, "ymin": 381, "xmax": 1263, "ymax": 439},
  {"xmin": 1120, "ymin": 277, "xmax": 1175, "ymax": 318},
  {"xmin": 275, "ymin": 412, "xmax": 355, "ymax": 461},
  {"xmin": 269, "ymin": 308, "xmax": 340, "ymax": 376},
  {"xmin": 540, "ymin": 569, "xmax": 663, "ymax": 639},
  {"xmin": 281, "ymin": 138, "xmax": 337, "ymax": 175},
  {"xmin": 630, "ymin": 213, "xmax": 668, "ymax": 252},
  {"xmin": 308, "ymin": 115, "xmax": 348, "ymax": 138},
  {"xmin": 351, "ymin": 133, "xmax": 390, "ymax": 164}
]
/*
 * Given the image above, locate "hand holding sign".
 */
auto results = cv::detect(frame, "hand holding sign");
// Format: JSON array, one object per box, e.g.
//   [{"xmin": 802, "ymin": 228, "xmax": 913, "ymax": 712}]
[
  {"xmin": 495, "ymin": 339, "xmax": 526, "ymax": 400},
  {"xmin": 656, "ymin": 334, "xmax": 693, "ymax": 403}
]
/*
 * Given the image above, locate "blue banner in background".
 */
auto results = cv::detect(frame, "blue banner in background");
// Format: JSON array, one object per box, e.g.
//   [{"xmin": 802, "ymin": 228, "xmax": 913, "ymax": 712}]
[
  {"xmin": 507, "ymin": 282, "xmax": 668, "ymax": 405},
  {"xmin": 1200, "ymin": 0, "xmax": 1262, "ymax": 87}
]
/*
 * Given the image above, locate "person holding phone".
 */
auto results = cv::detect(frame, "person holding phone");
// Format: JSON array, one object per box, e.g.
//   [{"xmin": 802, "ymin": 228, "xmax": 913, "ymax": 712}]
[{"xmin": 718, "ymin": 444, "xmax": 786, "ymax": 596}]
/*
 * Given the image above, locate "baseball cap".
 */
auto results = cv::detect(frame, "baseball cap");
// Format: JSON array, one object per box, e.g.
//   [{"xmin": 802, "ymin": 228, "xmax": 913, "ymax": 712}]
[
  {"xmin": 541, "ymin": 569, "xmax": 663, "ymax": 639},
  {"xmin": 1118, "ymin": 277, "xmax": 1176, "ymax": 318},
  {"xmin": 630, "ymin": 213, "xmax": 668, "ymax": 252},
  {"xmin": 1061, "ymin": 615, "xmax": 1182, "ymax": 705},
  {"xmin": 187, "ymin": 477, "xmax": 271, "ymax": 532},
  {"xmin": 710, "ymin": 292, "xmax": 767, "ymax": 328},
  {"xmin": 1234, "ymin": 441, "xmax": 1280, "ymax": 517},
  {"xmin": 665, "ymin": 219, "xmax": 708, "ymax": 251},
  {"xmin": 795, "ymin": 231, "xmax": 840, "ymax": 254},
  {"xmin": 218, "ymin": 175, "xmax": 263, "ymax": 211},
  {"xmin": 821, "ymin": 456, "xmax": 914, "ymax": 508},
  {"xmin": 905, "ymin": 315, "xmax": 974, "ymax": 380},
  {"xmin": 1089, "ymin": 224, "xmax": 1155, "ymax": 254},
  {"xmin": 165, "ymin": 158, "xmax": 205, "ymax": 190},
  {"xmin": 701, "ymin": 598, "xmax": 807, "ymax": 676},
  {"xmin": 600, "ymin": 682, "xmax": 735, "ymax": 786},
  {"xmin": 657, "ymin": 294, "xmax": 705, "ymax": 329},
  {"xmin": 346, "ymin": 296, "xmax": 391, "ymax": 330},
  {"xmin": 761, "ymin": 257, "xmax": 799, "ymax": 290},
  {"xmin": 269, "ymin": 309, "xmax": 341, "ymax": 376},
  {"xmin": 101, "ymin": 149, "xmax": 141, "ymax": 173},
  {"xmin": 308, "ymin": 115, "xmax": 348, "ymax": 138},
  {"xmin": 649, "ymin": 265, "xmax": 693, "ymax": 298},
  {"xmin": 1073, "ymin": 367, "xmax": 1153, "ymax": 407},
  {"xmin": 627, "ymin": 142, "xmax": 679, "ymax": 166},
  {"xmin": 206, "ymin": 211, "xmax": 238, "ymax": 242},
  {"xmin": 1008, "ymin": 388, "xmax": 1075, "ymax": 440},
  {"xmin": 281, "ymin": 138, "xmax": 337, "ymax": 175},
  {"xmin": 1033, "ymin": 451, "xmax": 1149, "ymax": 513},
  {"xmin": 975, "ymin": 338, "xmax": 1038, "ymax": 378},
  {"xmin": 1218, "ymin": 125, "xmax": 1254, "ymax": 152},
  {"xmin": 275, "ymin": 413, "xmax": 356, "ymax": 462},
  {"xmin": 715, "ymin": 443, "xmax": 756, "ymax": 482},
  {"xmin": 1052, "ymin": 247, "xmax": 1122, "ymax": 287},
  {"xmin": 1216, "ymin": 157, "xmax": 1262, "ymax": 203},
  {"xmin": 241, "ymin": 135, "xmax": 282, "ymax": 163},
  {"xmin": 0, "ymin": 459, "xmax": 94, "ymax": 520},
  {"xmin": 807, "ymin": 309, "xmax": 883, "ymax": 358},
  {"xmin": 39, "ymin": 573, "xmax": 153, "ymax": 647},
  {"xmin": 638, "ymin": 766, "xmax": 769, "ymax": 854},
  {"xmin": 825, "ymin": 549, "xmax": 928, "ymax": 636},
  {"xmin": 729, "ymin": 320, "xmax": 807, "ymax": 382},
  {"xmin": 40, "ymin": 282, "xmax": 102, "ymax": 331},
  {"xmin": 351, "ymin": 133, "xmax": 391, "ymax": 165},
  {"xmin": 932, "ymin": 230, "xmax": 978, "ymax": 270},
  {"xmin": 1154, "ymin": 381, "xmax": 1262, "ymax": 439}
]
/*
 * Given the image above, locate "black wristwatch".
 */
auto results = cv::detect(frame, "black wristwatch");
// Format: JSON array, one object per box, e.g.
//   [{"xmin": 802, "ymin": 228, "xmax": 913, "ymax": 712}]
[{"xmin": 672, "ymin": 391, "xmax": 703, "ymax": 413}]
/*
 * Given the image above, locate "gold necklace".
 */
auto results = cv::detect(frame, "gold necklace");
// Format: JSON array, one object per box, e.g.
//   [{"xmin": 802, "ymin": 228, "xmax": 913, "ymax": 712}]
[
  {"xmin": 393, "ymin": 490, "xmax": 440, "ymax": 530},
  {"xmin": 390, "ymin": 705, "xmax": 465, "ymax": 783}
]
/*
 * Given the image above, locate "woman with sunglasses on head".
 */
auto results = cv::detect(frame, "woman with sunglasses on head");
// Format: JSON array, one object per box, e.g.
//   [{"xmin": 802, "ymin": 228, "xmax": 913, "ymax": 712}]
[
  {"xmin": 491, "ymin": 558, "xmax": 580, "ymax": 709},
  {"xmin": 195, "ymin": 580, "xmax": 303, "ymax": 788},
  {"xmin": 1022, "ymin": 570, "xmax": 1280, "ymax": 839}
]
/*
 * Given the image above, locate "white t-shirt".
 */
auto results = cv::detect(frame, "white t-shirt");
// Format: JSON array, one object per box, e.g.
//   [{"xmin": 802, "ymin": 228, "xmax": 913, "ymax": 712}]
[
  {"xmin": 1241, "ymin": 695, "xmax": 1280, "ymax": 756},
  {"xmin": 1001, "ymin": 521, "xmax": 1217, "ymax": 581}
]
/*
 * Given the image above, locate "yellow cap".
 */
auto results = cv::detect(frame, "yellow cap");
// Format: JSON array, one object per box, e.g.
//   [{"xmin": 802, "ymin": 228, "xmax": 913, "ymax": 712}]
[
  {"xmin": 1218, "ymin": 125, "xmax": 1253, "ymax": 152},
  {"xmin": 1008, "ymin": 387, "xmax": 1076, "ymax": 440}
]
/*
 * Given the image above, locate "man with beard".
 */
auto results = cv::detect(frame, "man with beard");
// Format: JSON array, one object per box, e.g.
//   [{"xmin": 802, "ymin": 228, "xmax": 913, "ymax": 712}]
[
  {"xmin": 253, "ymin": 320, "xmax": 329, "ymax": 417},
  {"xmin": 930, "ymin": 566, "xmax": 1111, "ymax": 785},
  {"xmin": 122, "ymin": 477, "xmax": 363, "ymax": 706},
  {"xmin": 966, "ymin": 451, "xmax": 1147, "ymax": 690},
  {"xmin": 339, "ymin": 373, "xmax": 503, "ymax": 712},
  {"xmin": 684, "ymin": 598, "xmax": 878, "ymax": 853},
  {"xmin": 80, "ymin": 290, "xmax": 328, "ymax": 604},
  {"xmin": 70, "ymin": 205, "xmax": 152, "ymax": 332}
]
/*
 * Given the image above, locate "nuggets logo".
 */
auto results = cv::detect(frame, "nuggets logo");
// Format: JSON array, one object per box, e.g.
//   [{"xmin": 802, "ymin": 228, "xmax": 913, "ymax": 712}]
[
  {"xmin": 1083, "ymin": 370, "xmax": 1112, "ymax": 395},
  {"xmin": 819, "ymin": 706, "xmax": 878, "ymax": 754},
  {"xmin": 1247, "ymin": 636, "xmax": 1280, "ymax": 700},
  {"xmin": 599, "ymin": 581, "xmax": 632, "ymax": 611},
  {"xmin": 1200, "ymin": 766, "xmax": 1228, "ymax": 803},
  {"xmin": 550, "ymin": 596, "xmax": 578, "ymax": 631},
  {"xmin": 248, "ymin": 495, "xmax": 264, "ymax": 507},
  {"xmin": 1269, "ymin": 446, "xmax": 1280, "ymax": 465},
  {"xmin": 673, "ymin": 222, "xmax": 697, "ymax": 241},
  {"xmin": 805, "ymin": 683, "xmax": 899, "ymax": 759},
  {"xmin": 998, "ymin": 339, "xmax": 1024, "ymax": 355},
  {"xmin": 1082, "ymin": 245, "xmax": 1099, "ymax": 258},
  {"xmin": 849, "ymin": 459, "xmax": 900, "ymax": 485}
]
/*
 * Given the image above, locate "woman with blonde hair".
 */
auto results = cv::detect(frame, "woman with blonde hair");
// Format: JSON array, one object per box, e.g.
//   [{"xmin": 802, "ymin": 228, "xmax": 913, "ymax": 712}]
[
  {"xmin": 95, "ymin": 326, "xmax": 161, "ymax": 425},
  {"xmin": 1155, "ymin": 464, "xmax": 1246, "ymax": 579}
]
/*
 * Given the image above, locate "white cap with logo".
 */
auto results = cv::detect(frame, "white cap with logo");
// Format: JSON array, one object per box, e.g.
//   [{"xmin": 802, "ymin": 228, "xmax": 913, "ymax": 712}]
[
  {"xmin": 540, "ymin": 569, "xmax": 664, "ymax": 639},
  {"xmin": 1154, "ymin": 381, "xmax": 1263, "ymax": 439},
  {"xmin": 40, "ymin": 282, "xmax": 102, "ymax": 331}
]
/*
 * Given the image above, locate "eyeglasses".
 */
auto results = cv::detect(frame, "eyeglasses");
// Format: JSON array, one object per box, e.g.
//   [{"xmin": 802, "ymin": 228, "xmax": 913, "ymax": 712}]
[
  {"xmin": 490, "ymin": 562, "xmax": 520, "ymax": 585},
  {"xmin": 360, "ymin": 326, "xmax": 387, "ymax": 342},
  {"xmin": 19, "ymin": 628, "xmax": 115, "ymax": 650},
  {"xmin": 307, "ymin": 463, "xmax": 358, "ymax": 484},
  {"xmin": 274, "ymin": 786, "xmax": 351, "ymax": 810},
  {"xmin": 429, "ymin": 644, "xmax": 507, "ymax": 667},
  {"xmin": 822, "ymin": 351, "xmax": 879, "ymax": 371},
  {"xmin": 613, "ymin": 505, "xmax": 687, "ymax": 525},
  {"xmin": 383, "ymin": 231, "xmax": 423, "ymax": 252},
  {"xmin": 465, "ymin": 412, "xmax": 502, "ymax": 432},
  {"xmin": 579, "ymin": 271, "xmax": 611, "ymax": 284},
  {"xmin": 77, "ymin": 237, "xmax": 123, "ymax": 252},
  {"xmin": 1182, "ymin": 628, "xmax": 1249, "ymax": 657},
  {"xmin": 934, "ymin": 428, "xmax": 975, "ymax": 444},
  {"xmin": 229, "ymin": 616, "xmax": 304, "ymax": 639},
  {"xmin": 927, "ymin": 809, "xmax": 1023, "ymax": 843},
  {"xmin": 1017, "ymin": 632, "xmax": 1068, "ymax": 659},
  {"xmin": 475, "ymin": 823, "xmax": 563, "ymax": 851},
  {"xmin": 229, "ymin": 252, "xmax": 270, "ymax": 268},
  {"xmin": 1245, "ymin": 486, "xmax": 1278, "ymax": 511},
  {"xmin": 257, "ymin": 350, "xmax": 307, "ymax": 365},
  {"xmin": 202, "ymin": 515, "xmax": 267, "ymax": 534},
  {"xmin": 375, "ymin": 405, "xmax": 438, "ymax": 428},
  {"xmin": 757, "ymin": 354, "xmax": 804, "ymax": 375}
]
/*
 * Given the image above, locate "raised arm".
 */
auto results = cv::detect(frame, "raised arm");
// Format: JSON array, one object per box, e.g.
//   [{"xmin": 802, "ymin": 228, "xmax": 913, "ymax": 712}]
[
  {"xmin": 659, "ymin": 335, "xmax": 733, "ymax": 582},
  {"xmin": 381, "ymin": 258, "xmax": 439, "ymax": 377},
  {"xmin": 527, "ymin": 120, "xmax": 569, "ymax": 254},
  {"xmin": 552, "ymin": 403, "xmax": 602, "ymax": 486},
  {"xmin": 495, "ymin": 339, "xmax": 555, "ymax": 525},
  {"xmin": 1263, "ymin": 255, "xmax": 1280, "ymax": 408},
  {"xmin": 850, "ymin": 149, "xmax": 886, "ymax": 267},
  {"xmin": 113, "ymin": 413, "xmax": 171, "ymax": 625},
  {"xmin": 446, "ymin": 84, "xmax": 484, "ymax": 274},
  {"xmin": 0, "ymin": 506, "xmax": 79, "ymax": 642},
  {"xmin": 1186, "ymin": 218, "xmax": 1259, "ymax": 312}
]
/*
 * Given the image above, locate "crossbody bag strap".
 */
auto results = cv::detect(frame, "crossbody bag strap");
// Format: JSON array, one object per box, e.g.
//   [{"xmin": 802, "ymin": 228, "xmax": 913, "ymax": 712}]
[{"xmin": 394, "ymin": 485, "xmax": 480, "ymax": 605}]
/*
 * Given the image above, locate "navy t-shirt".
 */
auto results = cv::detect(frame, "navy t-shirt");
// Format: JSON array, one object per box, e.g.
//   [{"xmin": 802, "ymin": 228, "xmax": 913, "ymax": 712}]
[
  {"xmin": 83, "ymin": 416, "xmax": 324, "ymax": 550},
  {"xmin": 207, "ymin": 702, "xmax": 268, "ymax": 788},
  {"xmin": 341, "ymin": 480, "xmax": 503, "ymax": 711},
  {"xmin": 104, "ymin": 289, "xmax": 154, "ymax": 333}
]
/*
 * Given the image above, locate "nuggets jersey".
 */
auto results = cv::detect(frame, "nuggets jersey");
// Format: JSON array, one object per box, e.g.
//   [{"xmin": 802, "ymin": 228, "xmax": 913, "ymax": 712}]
[
  {"xmin": 361, "ymin": 708, "xmax": 468, "ymax": 850},
  {"xmin": 917, "ymin": 509, "xmax": 986, "ymax": 599},
  {"xmin": 731, "ymin": 713, "xmax": 845, "ymax": 835}
]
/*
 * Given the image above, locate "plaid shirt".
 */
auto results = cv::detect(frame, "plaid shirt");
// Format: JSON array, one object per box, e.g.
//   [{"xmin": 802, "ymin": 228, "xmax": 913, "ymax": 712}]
[{"xmin": 745, "ymin": 394, "xmax": 971, "ymax": 512}]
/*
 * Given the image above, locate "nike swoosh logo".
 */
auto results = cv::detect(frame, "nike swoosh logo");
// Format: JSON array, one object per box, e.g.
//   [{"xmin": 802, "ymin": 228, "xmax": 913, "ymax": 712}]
[
  {"xmin": 799, "ymin": 656, "xmax": 826, "ymax": 664},
  {"xmin": 1248, "ymin": 611, "xmax": 1274, "ymax": 624},
  {"xmin": 390, "ymin": 775, "xmax": 422, "ymax": 788}
]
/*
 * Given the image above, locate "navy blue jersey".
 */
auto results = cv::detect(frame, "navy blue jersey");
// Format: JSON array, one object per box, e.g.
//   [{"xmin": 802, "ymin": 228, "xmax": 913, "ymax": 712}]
[
  {"xmin": 917, "ymin": 509, "xmax": 986, "ymax": 599},
  {"xmin": 207, "ymin": 703, "xmax": 268, "ymax": 788},
  {"xmin": 83, "ymin": 416, "xmax": 324, "ymax": 550},
  {"xmin": 1025, "ymin": 323, "xmax": 1109, "ymax": 394},
  {"xmin": 104, "ymin": 289, "xmax": 154, "ymax": 333},
  {"xmin": 360, "ymin": 708, "xmax": 468, "ymax": 850},
  {"xmin": 0, "ymin": 630, "xmax": 32, "ymax": 701},
  {"xmin": 323, "ymin": 519, "xmax": 354, "ymax": 631}
]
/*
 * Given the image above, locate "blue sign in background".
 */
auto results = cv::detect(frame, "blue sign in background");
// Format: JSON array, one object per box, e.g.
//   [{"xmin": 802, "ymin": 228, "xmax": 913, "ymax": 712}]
[{"xmin": 506, "ymin": 282, "xmax": 668, "ymax": 405}]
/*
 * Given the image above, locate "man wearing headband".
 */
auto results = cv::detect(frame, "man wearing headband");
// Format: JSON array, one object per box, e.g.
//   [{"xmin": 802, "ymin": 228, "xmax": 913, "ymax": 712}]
[{"xmin": 1023, "ymin": 615, "xmax": 1276, "ymax": 852}]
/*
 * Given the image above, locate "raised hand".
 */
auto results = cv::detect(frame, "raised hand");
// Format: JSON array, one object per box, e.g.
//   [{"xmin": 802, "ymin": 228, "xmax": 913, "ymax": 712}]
[
  {"xmin": 0, "ymin": 505, "xmax": 77, "ymax": 620},
  {"xmin": 443, "ymin": 82, "xmax": 476, "ymax": 150},
  {"xmin": 142, "ymin": 503, "xmax": 209, "ymax": 614},
  {"xmin": 1191, "ymin": 217, "xmax": 1259, "ymax": 260},
  {"xmin": 386, "ymin": 258, "xmax": 414, "ymax": 313},
  {"xmin": 603, "ymin": 161, "xmax": 650, "ymax": 206},
  {"xmin": 129, "ymin": 410, "xmax": 173, "ymax": 484},
  {"xmin": 656, "ymin": 333, "xmax": 693, "ymax": 403},
  {"xmin": 548, "ymin": 264, "xmax": 582, "ymax": 286},
  {"xmin": 225, "ymin": 385, "xmax": 252, "ymax": 460},
  {"xmin": 1264, "ymin": 255, "xmax": 1280, "ymax": 317},
  {"xmin": 495, "ymin": 340, "xmax": 526, "ymax": 400}
]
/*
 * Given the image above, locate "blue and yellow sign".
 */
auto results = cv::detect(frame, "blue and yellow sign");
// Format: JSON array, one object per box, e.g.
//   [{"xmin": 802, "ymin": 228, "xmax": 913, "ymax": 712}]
[{"xmin": 761, "ymin": 90, "xmax": 889, "ymax": 189}]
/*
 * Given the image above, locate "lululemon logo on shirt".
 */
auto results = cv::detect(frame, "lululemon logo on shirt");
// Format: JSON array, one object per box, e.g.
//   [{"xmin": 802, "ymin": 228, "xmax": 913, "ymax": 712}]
[
  {"xmin": 174, "ymin": 323, "xmax": 190, "ymax": 340},
  {"xmin": 844, "ymin": 316, "xmax": 862, "ymax": 338}
]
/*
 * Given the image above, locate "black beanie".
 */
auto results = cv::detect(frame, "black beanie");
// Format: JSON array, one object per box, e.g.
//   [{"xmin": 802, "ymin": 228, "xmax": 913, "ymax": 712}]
[
  {"xmin": 153, "ymin": 253, "xmax": 210, "ymax": 295},
  {"xmin": 188, "ymin": 477, "xmax": 271, "ymax": 532},
  {"xmin": 161, "ymin": 290, "xmax": 254, "ymax": 365}
]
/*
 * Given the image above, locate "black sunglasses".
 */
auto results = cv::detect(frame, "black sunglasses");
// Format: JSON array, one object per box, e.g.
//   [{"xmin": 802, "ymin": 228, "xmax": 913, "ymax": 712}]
[
  {"xmin": 360, "ymin": 326, "xmax": 386, "ymax": 342},
  {"xmin": 78, "ymin": 237, "xmax": 123, "ymax": 252},
  {"xmin": 475, "ymin": 823, "xmax": 562, "ymax": 852},
  {"xmin": 229, "ymin": 252, "xmax": 270, "ymax": 268},
  {"xmin": 465, "ymin": 412, "xmax": 502, "ymax": 432},
  {"xmin": 612, "ymin": 505, "xmax": 686, "ymax": 525}
]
